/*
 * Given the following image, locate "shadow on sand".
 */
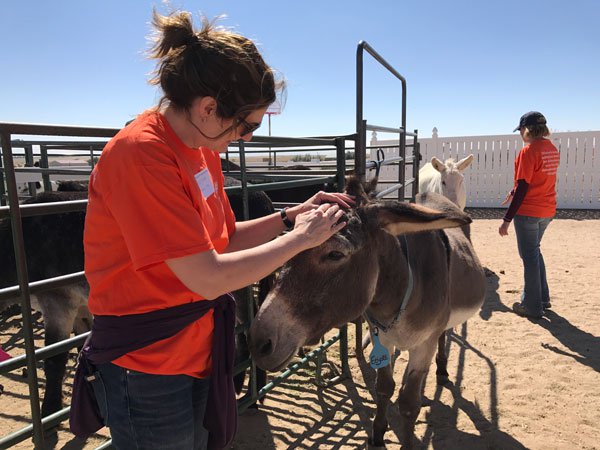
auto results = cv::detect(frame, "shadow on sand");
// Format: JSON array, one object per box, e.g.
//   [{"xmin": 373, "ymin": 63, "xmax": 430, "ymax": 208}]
[
  {"xmin": 538, "ymin": 310, "xmax": 600, "ymax": 373},
  {"xmin": 351, "ymin": 321, "xmax": 527, "ymax": 449},
  {"xmin": 478, "ymin": 268, "xmax": 510, "ymax": 321},
  {"xmin": 478, "ymin": 267, "xmax": 600, "ymax": 374}
]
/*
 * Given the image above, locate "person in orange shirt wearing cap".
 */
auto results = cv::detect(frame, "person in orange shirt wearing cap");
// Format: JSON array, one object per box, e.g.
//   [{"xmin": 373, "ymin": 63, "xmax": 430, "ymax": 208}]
[
  {"xmin": 71, "ymin": 9, "xmax": 353, "ymax": 450},
  {"xmin": 499, "ymin": 111, "xmax": 560, "ymax": 319}
]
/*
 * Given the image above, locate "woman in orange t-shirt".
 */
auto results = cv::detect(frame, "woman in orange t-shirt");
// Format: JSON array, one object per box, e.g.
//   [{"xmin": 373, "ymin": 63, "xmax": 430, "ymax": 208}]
[
  {"xmin": 499, "ymin": 111, "xmax": 560, "ymax": 319},
  {"xmin": 80, "ymin": 10, "xmax": 353, "ymax": 450}
]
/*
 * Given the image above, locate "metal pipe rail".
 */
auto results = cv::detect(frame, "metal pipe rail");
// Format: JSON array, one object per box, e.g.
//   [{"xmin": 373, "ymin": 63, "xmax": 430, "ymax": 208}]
[
  {"xmin": 9, "ymin": 140, "xmax": 109, "ymax": 147},
  {"xmin": 239, "ymin": 135, "xmax": 338, "ymax": 147},
  {"xmin": 224, "ymin": 176, "xmax": 335, "ymax": 195},
  {"xmin": 0, "ymin": 332, "xmax": 89, "ymax": 374},
  {"xmin": 0, "ymin": 123, "xmax": 119, "ymax": 138},
  {"xmin": 0, "ymin": 407, "xmax": 72, "ymax": 449},
  {"xmin": 366, "ymin": 123, "xmax": 418, "ymax": 138},
  {"xmin": 237, "ymin": 170, "xmax": 340, "ymax": 176},
  {"xmin": 376, "ymin": 178, "xmax": 416, "ymax": 199},
  {"xmin": 366, "ymin": 155, "xmax": 418, "ymax": 167},
  {"xmin": 223, "ymin": 173, "xmax": 340, "ymax": 184},
  {"xmin": 0, "ymin": 271, "xmax": 86, "ymax": 302},
  {"xmin": 0, "ymin": 198, "xmax": 87, "ymax": 219},
  {"xmin": 369, "ymin": 142, "xmax": 418, "ymax": 148},
  {"xmin": 7, "ymin": 167, "xmax": 92, "ymax": 175}
]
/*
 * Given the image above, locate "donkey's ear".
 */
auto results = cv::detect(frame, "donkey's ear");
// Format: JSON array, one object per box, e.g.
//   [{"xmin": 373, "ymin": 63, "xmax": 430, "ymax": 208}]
[
  {"xmin": 431, "ymin": 157, "xmax": 445, "ymax": 172},
  {"xmin": 344, "ymin": 175, "xmax": 376, "ymax": 206},
  {"xmin": 456, "ymin": 154, "xmax": 474, "ymax": 171},
  {"xmin": 364, "ymin": 177, "xmax": 379, "ymax": 199},
  {"xmin": 365, "ymin": 200, "xmax": 471, "ymax": 236}
]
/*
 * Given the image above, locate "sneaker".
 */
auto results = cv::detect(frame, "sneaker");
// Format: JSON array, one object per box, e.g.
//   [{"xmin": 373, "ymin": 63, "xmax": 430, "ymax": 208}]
[
  {"xmin": 512, "ymin": 302, "xmax": 542, "ymax": 319},
  {"xmin": 543, "ymin": 302, "xmax": 552, "ymax": 310}
]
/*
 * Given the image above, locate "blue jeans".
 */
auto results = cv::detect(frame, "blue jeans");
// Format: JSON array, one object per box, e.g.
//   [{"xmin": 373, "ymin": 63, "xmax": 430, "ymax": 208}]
[
  {"xmin": 513, "ymin": 215, "xmax": 553, "ymax": 316},
  {"xmin": 91, "ymin": 362, "xmax": 209, "ymax": 450}
]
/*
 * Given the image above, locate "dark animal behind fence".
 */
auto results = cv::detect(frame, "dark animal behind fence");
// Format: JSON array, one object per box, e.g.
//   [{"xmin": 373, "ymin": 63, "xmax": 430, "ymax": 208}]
[
  {"xmin": 265, "ymin": 182, "xmax": 335, "ymax": 204},
  {"xmin": 56, "ymin": 180, "xmax": 89, "ymax": 192},
  {"xmin": 0, "ymin": 191, "xmax": 90, "ymax": 420},
  {"xmin": 220, "ymin": 157, "xmax": 335, "ymax": 205}
]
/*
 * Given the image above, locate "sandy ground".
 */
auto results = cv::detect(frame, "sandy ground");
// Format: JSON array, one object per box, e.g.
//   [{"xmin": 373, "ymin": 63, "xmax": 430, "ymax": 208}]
[{"xmin": 1, "ymin": 212, "xmax": 599, "ymax": 450}]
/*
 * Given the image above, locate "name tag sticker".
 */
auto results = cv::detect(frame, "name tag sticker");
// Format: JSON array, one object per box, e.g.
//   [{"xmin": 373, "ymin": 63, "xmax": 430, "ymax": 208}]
[{"xmin": 194, "ymin": 169, "xmax": 215, "ymax": 199}]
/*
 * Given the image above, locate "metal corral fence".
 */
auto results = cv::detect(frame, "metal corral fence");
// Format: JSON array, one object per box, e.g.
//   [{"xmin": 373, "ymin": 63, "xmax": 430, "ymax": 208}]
[
  {"xmin": 372, "ymin": 129, "xmax": 600, "ymax": 209},
  {"xmin": 0, "ymin": 127, "xmax": 357, "ymax": 449},
  {"xmin": 0, "ymin": 40, "xmax": 419, "ymax": 449}
]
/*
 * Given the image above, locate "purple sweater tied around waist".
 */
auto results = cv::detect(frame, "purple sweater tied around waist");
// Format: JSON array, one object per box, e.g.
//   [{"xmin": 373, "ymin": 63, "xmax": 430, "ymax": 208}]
[{"xmin": 69, "ymin": 293, "xmax": 237, "ymax": 450}]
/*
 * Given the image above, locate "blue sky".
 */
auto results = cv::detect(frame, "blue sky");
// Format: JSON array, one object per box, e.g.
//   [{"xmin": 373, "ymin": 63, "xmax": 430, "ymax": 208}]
[{"xmin": 1, "ymin": 0, "xmax": 598, "ymax": 139}]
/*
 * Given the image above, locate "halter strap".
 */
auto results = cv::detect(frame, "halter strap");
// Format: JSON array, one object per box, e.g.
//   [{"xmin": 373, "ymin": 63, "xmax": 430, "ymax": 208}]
[{"xmin": 365, "ymin": 235, "xmax": 413, "ymax": 334}]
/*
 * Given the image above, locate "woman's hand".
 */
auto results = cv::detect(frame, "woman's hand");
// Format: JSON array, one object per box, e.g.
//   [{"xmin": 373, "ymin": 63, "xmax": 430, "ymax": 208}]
[
  {"xmin": 287, "ymin": 191, "xmax": 355, "ymax": 224},
  {"xmin": 498, "ymin": 221, "xmax": 510, "ymax": 237},
  {"xmin": 291, "ymin": 203, "xmax": 347, "ymax": 249},
  {"xmin": 501, "ymin": 192, "xmax": 513, "ymax": 206}
]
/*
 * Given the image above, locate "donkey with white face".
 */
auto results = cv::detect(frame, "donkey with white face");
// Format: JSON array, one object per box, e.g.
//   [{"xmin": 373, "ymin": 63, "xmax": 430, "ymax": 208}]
[
  {"xmin": 248, "ymin": 178, "xmax": 486, "ymax": 448},
  {"xmin": 419, "ymin": 154, "xmax": 474, "ymax": 210}
]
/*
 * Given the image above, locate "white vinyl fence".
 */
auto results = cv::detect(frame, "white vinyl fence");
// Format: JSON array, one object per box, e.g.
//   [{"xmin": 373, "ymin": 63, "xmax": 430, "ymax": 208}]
[{"xmin": 371, "ymin": 130, "xmax": 600, "ymax": 209}]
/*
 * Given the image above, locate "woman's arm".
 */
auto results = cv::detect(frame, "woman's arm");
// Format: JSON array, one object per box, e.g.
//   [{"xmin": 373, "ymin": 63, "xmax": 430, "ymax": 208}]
[
  {"xmin": 167, "ymin": 203, "xmax": 346, "ymax": 299},
  {"xmin": 498, "ymin": 179, "xmax": 529, "ymax": 236},
  {"xmin": 225, "ymin": 212, "xmax": 287, "ymax": 253},
  {"xmin": 503, "ymin": 179, "xmax": 529, "ymax": 223}
]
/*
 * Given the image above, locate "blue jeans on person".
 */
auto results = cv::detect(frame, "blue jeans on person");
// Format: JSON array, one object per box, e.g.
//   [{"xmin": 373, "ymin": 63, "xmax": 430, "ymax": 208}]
[
  {"xmin": 91, "ymin": 362, "xmax": 210, "ymax": 450},
  {"xmin": 513, "ymin": 215, "xmax": 553, "ymax": 316}
]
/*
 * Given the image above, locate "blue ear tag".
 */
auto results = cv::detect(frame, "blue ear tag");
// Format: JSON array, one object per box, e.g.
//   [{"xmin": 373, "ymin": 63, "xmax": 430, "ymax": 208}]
[{"xmin": 369, "ymin": 331, "xmax": 390, "ymax": 369}]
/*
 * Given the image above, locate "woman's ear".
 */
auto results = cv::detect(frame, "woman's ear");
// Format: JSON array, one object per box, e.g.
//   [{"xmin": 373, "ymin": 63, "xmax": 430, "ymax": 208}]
[{"xmin": 193, "ymin": 96, "xmax": 218, "ymax": 119}]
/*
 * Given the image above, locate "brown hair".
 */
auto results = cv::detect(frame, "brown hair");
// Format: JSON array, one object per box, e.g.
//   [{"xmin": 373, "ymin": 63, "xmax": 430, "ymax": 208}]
[
  {"xmin": 523, "ymin": 124, "xmax": 551, "ymax": 140},
  {"xmin": 148, "ymin": 10, "xmax": 284, "ymax": 119}
]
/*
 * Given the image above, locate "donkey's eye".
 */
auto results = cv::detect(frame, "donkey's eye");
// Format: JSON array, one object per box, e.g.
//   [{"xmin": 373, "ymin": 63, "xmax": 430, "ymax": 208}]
[
  {"xmin": 442, "ymin": 181, "xmax": 446, "ymax": 186},
  {"xmin": 325, "ymin": 251, "xmax": 345, "ymax": 261}
]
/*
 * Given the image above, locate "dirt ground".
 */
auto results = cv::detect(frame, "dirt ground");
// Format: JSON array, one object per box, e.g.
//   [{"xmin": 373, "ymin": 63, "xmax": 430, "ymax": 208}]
[{"xmin": 1, "ymin": 211, "xmax": 599, "ymax": 449}]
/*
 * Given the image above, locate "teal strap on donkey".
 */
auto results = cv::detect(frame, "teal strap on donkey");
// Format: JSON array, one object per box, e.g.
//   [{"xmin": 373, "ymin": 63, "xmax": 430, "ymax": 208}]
[{"xmin": 365, "ymin": 235, "xmax": 414, "ymax": 369}]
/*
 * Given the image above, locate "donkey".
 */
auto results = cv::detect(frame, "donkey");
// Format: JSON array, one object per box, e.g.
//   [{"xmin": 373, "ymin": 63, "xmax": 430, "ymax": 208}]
[
  {"xmin": 419, "ymin": 154, "xmax": 474, "ymax": 210},
  {"xmin": 248, "ymin": 177, "xmax": 486, "ymax": 448}
]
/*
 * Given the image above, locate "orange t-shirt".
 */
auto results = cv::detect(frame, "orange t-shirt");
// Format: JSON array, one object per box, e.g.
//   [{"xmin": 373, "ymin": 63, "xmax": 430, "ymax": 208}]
[
  {"xmin": 513, "ymin": 138, "xmax": 560, "ymax": 218},
  {"xmin": 84, "ymin": 111, "xmax": 236, "ymax": 378}
]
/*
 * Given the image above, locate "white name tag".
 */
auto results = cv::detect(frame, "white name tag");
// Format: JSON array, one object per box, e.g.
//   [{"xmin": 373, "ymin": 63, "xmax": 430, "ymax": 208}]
[{"xmin": 194, "ymin": 168, "xmax": 215, "ymax": 198}]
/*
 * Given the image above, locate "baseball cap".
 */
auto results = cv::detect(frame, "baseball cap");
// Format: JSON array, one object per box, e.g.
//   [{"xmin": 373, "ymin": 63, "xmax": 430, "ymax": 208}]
[{"xmin": 513, "ymin": 111, "xmax": 547, "ymax": 132}]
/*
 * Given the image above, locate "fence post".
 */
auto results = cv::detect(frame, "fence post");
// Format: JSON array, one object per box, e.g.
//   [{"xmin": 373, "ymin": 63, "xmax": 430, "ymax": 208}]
[
  {"xmin": 355, "ymin": 119, "xmax": 367, "ymax": 181},
  {"xmin": 335, "ymin": 137, "xmax": 346, "ymax": 191},
  {"xmin": 24, "ymin": 144, "xmax": 38, "ymax": 195},
  {"xmin": 412, "ymin": 130, "xmax": 420, "ymax": 202},
  {"xmin": 0, "ymin": 131, "xmax": 45, "ymax": 449},
  {"xmin": 0, "ymin": 149, "xmax": 5, "ymax": 206},
  {"xmin": 40, "ymin": 145, "xmax": 51, "ymax": 192}
]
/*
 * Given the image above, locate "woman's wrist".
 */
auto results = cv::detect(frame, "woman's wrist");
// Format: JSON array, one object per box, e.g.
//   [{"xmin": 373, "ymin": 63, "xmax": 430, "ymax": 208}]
[
  {"xmin": 285, "ymin": 205, "xmax": 302, "ymax": 226},
  {"xmin": 280, "ymin": 208, "xmax": 294, "ymax": 230},
  {"xmin": 280, "ymin": 225, "xmax": 310, "ymax": 252}
]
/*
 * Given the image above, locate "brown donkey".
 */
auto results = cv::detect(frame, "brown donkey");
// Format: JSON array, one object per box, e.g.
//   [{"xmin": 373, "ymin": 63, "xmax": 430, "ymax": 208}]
[{"xmin": 248, "ymin": 178, "xmax": 486, "ymax": 448}]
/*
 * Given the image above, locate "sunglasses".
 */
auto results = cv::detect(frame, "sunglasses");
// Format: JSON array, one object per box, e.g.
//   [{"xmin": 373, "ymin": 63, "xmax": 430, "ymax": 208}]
[
  {"xmin": 237, "ymin": 116, "xmax": 261, "ymax": 137},
  {"xmin": 189, "ymin": 113, "xmax": 262, "ymax": 141}
]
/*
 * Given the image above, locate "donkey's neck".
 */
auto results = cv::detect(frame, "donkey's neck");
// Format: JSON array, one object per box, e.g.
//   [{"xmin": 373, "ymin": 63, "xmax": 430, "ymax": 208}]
[{"xmin": 366, "ymin": 231, "xmax": 412, "ymax": 326}]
